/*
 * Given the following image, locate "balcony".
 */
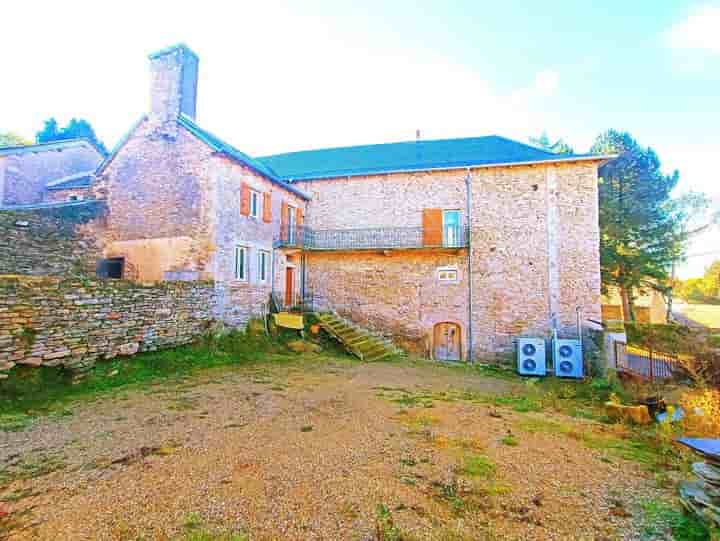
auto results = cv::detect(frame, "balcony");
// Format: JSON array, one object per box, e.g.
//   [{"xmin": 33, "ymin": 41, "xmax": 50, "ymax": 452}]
[{"xmin": 275, "ymin": 225, "xmax": 470, "ymax": 251}]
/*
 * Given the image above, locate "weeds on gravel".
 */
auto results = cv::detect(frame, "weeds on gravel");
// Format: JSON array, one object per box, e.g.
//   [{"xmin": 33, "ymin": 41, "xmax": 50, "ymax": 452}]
[
  {"xmin": 0, "ymin": 331, "xmax": 351, "ymax": 429},
  {"xmin": 460, "ymin": 454, "xmax": 495, "ymax": 479},
  {"xmin": 641, "ymin": 498, "xmax": 715, "ymax": 541},
  {"xmin": 375, "ymin": 503, "xmax": 414, "ymax": 541},
  {"xmin": 0, "ymin": 452, "xmax": 66, "ymax": 486},
  {"xmin": 179, "ymin": 512, "xmax": 249, "ymax": 541}
]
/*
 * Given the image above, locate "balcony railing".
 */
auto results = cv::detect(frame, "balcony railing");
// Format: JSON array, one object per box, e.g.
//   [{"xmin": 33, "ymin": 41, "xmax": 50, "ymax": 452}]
[{"xmin": 275, "ymin": 225, "xmax": 470, "ymax": 251}]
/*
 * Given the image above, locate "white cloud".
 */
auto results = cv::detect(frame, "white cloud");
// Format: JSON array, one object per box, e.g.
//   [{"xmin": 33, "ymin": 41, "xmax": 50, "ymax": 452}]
[
  {"xmin": 0, "ymin": 0, "xmax": 561, "ymax": 155},
  {"xmin": 667, "ymin": 5, "xmax": 720, "ymax": 54},
  {"xmin": 533, "ymin": 69, "xmax": 560, "ymax": 97}
]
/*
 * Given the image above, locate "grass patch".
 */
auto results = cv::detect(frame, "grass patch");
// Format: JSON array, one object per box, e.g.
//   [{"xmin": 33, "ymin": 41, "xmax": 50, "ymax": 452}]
[
  {"xmin": 500, "ymin": 434, "xmax": 518, "ymax": 446},
  {"xmin": 0, "ymin": 452, "xmax": 66, "ymax": 486},
  {"xmin": 0, "ymin": 331, "xmax": 351, "ymax": 430},
  {"xmin": 493, "ymin": 395, "xmax": 543, "ymax": 413},
  {"xmin": 641, "ymin": 498, "xmax": 715, "ymax": 541},
  {"xmin": 459, "ymin": 454, "xmax": 495, "ymax": 479}
]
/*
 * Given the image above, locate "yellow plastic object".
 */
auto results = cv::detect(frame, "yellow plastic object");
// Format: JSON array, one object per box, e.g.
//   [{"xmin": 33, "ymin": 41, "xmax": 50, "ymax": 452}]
[{"xmin": 273, "ymin": 312, "xmax": 305, "ymax": 330}]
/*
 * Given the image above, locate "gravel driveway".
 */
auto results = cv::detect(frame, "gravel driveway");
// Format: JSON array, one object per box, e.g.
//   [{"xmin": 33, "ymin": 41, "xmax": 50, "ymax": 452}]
[{"xmin": 0, "ymin": 357, "xmax": 669, "ymax": 540}]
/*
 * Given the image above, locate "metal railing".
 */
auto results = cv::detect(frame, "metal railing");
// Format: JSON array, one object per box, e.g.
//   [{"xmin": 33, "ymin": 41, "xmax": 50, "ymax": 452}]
[
  {"xmin": 270, "ymin": 291, "xmax": 315, "ymax": 313},
  {"xmin": 614, "ymin": 341, "xmax": 676, "ymax": 380},
  {"xmin": 275, "ymin": 225, "xmax": 470, "ymax": 251}
]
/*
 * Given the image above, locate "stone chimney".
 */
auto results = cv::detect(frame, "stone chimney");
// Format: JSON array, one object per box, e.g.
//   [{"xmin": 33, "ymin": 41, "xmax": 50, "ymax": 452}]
[{"xmin": 148, "ymin": 44, "xmax": 199, "ymax": 132}]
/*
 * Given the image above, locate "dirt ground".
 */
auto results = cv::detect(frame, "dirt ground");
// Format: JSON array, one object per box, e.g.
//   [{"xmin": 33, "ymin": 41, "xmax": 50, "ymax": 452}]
[{"xmin": 0, "ymin": 357, "xmax": 671, "ymax": 541}]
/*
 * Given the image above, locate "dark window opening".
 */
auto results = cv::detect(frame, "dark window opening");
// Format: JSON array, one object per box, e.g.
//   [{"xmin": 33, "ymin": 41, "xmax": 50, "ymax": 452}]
[{"xmin": 97, "ymin": 257, "xmax": 124, "ymax": 279}]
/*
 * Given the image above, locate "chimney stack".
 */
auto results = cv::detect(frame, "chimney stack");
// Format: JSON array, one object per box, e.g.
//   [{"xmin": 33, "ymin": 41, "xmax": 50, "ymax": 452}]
[
  {"xmin": 416, "ymin": 129, "xmax": 421, "ymax": 141},
  {"xmin": 148, "ymin": 44, "xmax": 199, "ymax": 132}
]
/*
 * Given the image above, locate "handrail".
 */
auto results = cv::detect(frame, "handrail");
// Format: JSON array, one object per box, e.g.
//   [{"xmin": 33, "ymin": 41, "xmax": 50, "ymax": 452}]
[{"xmin": 275, "ymin": 225, "xmax": 470, "ymax": 251}]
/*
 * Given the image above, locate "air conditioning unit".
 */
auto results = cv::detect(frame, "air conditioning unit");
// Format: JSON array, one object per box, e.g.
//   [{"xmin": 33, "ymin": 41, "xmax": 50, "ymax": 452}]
[
  {"xmin": 553, "ymin": 338, "xmax": 583, "ymax": 378},
  {"xmin": 516, "ymin": 337, "xmax": 547, "ymax": 376}
]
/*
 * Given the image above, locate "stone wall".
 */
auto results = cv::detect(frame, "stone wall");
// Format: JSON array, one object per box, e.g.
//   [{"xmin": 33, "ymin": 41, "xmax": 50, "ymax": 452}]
[
  {"xmin": 0, "ymin": 203, "xmax": 104, "ymax": 277},
  {"xmin": 306, "ymin": 249, "xmax": 469, "ymax": 356},
  {"xmin": 0, "ymin": 276, "xmax": 215, "ymax": 379},
  {"xmin": 298, "ymin": 160, "xmax": 602, "ymax": 358},
  {"xmin": 44, "ymin": 186, "xmax": 92, "ymax": 203},
  {"xmin": 0, "ymin": 143, "xmax": 102, "ymax": 206}
]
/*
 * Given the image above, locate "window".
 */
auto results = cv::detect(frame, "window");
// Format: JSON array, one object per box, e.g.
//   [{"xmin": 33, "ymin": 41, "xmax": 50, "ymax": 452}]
[
  {"xmin": 437, "ymin": 267, "xmax": 459, "ymax": 282},
  {"xmin": 235, "ymin": 246, "xmax": 248, "ymax": 281},
  {"xmin": 258, "ymin": 250, "xmax": 270, "ymax": 283},
  {"xmin": 287, "ymin": 206, "xmax": 297, "ymax": 244},
  {"xmin": 250, "ymin": 190, "xmax": 260, "ymax": 219},
  {"xmin": 442, "ymin": 210, "xmax": 461, "ymax": 247},
  {"xmin": 97, "ymin": 258, "xmax": 124, "ymax": 279}
]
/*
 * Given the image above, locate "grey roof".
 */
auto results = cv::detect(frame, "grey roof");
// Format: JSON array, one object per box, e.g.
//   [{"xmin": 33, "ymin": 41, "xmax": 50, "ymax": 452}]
[
  {"xmin": 0, "ymin": 138, "xmax": 104, "ymax": 158},
  {"xmin": 45, "ymin": 170, "xmax": 95, "ymax": 191},
  {"xmin": 257, "ymin": 136, "xmax": 608, "ymax": 181}
]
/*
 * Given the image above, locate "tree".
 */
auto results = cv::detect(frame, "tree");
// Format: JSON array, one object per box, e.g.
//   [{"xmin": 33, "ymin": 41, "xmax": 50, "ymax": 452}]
[
  {"xmin": 36, "ymin": 117, "xmax": 108, "ymax": 156},
  {"xmin": 529, "ymin": 131, "xmax": 574, "ymax": 155},
  {"xmin": 592, "ymin": 130, "xmax": 701, "ymax": 321},
  {"xmin": 677, "ymin": 261, "xmax": 720, "ymax": 303},
  {"xmin": 0, "ymin": 132, "xmax": 32, "ymax": 147}
]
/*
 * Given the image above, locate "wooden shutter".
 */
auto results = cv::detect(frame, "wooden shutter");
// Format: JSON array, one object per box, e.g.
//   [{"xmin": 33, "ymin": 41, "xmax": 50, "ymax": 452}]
[
  {"xmin": 422, "ymin": 208, "xmax": 443, "ymax": 246},
  {"xmin": 262, "ymin": 192, "xmax": 272, "ymax": 223},
  {"xmin": 240, "ymin": 183, "xmax": 250, "ymax": 216},
  {"xmin": 296, "ymin": 206, "xmax": 304, "ymax": 226}
]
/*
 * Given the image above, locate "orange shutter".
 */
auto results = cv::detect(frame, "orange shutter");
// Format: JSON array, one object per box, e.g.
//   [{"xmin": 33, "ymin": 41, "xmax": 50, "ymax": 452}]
[
  {"xmin": 280, "ymin": 202, "xmax": 289, "ymax": 239},
  {"xmin": 296, "ymin": 207, "xmax": 304, "ymax": 227},
  {"xmin": 263, "ymin": 192, "xmax": 272, "ymax": 223},
  {"xmin": 240, "ymin": 183, "xmax": 250, "ymax": 216},
  {"xmin": 422, "ymin": 209, "xmax": 443, "ymax": 246}
]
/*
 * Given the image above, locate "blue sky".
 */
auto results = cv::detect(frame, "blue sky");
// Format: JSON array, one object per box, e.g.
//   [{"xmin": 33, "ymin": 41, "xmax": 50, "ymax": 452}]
[{"xmin": 2, "ymin": 0, "xmax": 718, "ymax": 277}]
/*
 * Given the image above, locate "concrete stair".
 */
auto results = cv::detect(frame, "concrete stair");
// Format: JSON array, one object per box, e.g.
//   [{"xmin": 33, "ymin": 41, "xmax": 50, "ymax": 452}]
[{"xmin": 315, "ymin": 312, "xmax": 403, "ymax": 362}]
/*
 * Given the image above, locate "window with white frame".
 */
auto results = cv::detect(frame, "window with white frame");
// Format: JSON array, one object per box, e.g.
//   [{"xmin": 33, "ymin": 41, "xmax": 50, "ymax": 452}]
[
  {"xmin": 258, "ymin": 250, "xmax": 270, "ymax": 283},
  {"xmin": 437, "ymin": 267, "xmax": 459, "ymax": 282},
  {"xmin": 442, "ymin": 210, "xmax": 461, "ymax": 247},
  {"xmin": 235, "ymin": 246, "xmax": 248, "ymax": 281},
  {"xmin": 250, "ymin": 190, "xmax": 260, "ymax": 219}
]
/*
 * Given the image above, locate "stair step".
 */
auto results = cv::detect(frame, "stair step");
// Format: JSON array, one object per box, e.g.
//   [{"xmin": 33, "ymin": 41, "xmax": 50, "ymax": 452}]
[{"xmin": 312, "ymin": 311, "xmax": 401, "ymax": 362}]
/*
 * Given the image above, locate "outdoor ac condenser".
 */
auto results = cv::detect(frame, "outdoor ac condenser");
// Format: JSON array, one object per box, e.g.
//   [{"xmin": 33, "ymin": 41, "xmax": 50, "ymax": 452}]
[
  {"xmin": 553, "ymin": 338, "xmax": 583, "ymax": 378},
  {"xmin": 516, "ymin": 337, "xmax": 547, "ymax": 376}
]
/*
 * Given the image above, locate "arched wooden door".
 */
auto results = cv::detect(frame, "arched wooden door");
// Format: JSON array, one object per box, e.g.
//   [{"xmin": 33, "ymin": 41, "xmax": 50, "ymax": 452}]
[{"xmin": 434, "ymin": 322, "xmax": 461, "ymax": 361}]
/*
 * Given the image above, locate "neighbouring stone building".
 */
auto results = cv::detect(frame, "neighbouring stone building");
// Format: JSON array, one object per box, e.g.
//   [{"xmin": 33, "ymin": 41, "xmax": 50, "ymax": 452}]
[
  {"xmin": 1, "ymin": 43, "xmax": 613, "ymax": 364},
  {"xmin": 0, "ymin": 139, "xmax": 104, "ymax": 206},
  {"xmin": 601, "ymin": 285, "xmax": 668, "ymax": 324}
]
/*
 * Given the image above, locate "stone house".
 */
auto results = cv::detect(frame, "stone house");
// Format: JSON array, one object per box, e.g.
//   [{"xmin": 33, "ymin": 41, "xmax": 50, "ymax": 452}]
[
  {"xmin": 88, "ymin": 43, "xmax": 612, "ymax": 360},
  {"xmin": 0, "ymin": 139, "xmax": 104, "ymax": 206},
  {"xmin": 601, "ymin": 285, "xmax": 668, "ymax": 324}
]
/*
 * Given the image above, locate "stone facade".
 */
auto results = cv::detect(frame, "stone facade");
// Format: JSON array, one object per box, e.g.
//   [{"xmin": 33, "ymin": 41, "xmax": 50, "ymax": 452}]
[
  {"xmin": 296, "ymin": 161, "xmax": 602, "ymax": 358},
  {"xmin": 307, "ymin": 249, "xmax": 468, "ymax": 355},
  {"xmin": 0, "ymin": 141, "xmax": 102, "ymax": 206},
  {"xmin": 0, "ymin": 276, "xmax": 215, "ymax": 378},
  {"xmin": 44, "ymin": 186, "xmax": 92, "ymax": 203},
  {"xmin": 0, "ymin": 204, "xmax": 104, "ymax": 277}
]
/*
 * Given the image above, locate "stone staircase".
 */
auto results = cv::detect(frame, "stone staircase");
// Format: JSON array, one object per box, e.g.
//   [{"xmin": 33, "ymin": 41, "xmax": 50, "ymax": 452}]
[{"xmin": 315, "ymin": 312, "xmax": 402, "ymax": 362}]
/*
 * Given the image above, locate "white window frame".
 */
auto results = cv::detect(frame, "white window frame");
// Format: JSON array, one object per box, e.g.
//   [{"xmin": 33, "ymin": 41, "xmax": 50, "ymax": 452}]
[
  {"xmin": 257, "ymin": 250, "xmax": 270, "ymax": 283},
  {"xmin": 437, "ymin": 266, "xmax": 459, "ymax": 283},
  {"xmin": 249, "ymin": 190, "xmax": 261, "ymax": 219},
  {"xmin": 235, "ymin": 246, "xmax": 248, "ymax": 281},
  {"xmin": 442, "ymin": 209, "xmax": 461, "ymax": 247},
  {"xmin": 287, "ymin": 205, "xmax": 297, "ymax": 244}
]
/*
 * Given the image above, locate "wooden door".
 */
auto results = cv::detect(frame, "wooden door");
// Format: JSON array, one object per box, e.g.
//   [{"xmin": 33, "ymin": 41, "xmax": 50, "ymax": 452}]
[
  {"xmin": 434, "ymin": 323, "xmax": 461, "ymax": 361},
  {"xmin": 285, "ymin": 267, "xmax": 294, "ymax": 307}
]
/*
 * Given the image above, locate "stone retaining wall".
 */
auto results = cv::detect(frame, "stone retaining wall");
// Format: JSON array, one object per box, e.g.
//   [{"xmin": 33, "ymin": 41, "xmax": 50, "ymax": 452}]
[
  {"xmin": 0, "ymin": 203, "xmax": 104, "ymax": 277},
  {"xmin": 0, "ymin": 276, "xmax": 215, "ymax": 379}
]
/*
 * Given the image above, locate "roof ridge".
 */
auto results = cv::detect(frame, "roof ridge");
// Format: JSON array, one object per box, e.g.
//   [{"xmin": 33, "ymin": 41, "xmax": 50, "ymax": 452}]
[
  {"xmin": 257, "ymin": 135, "xmax": 509, "ymax": 160},
  {"xmin": 0, "ymin": 138, "xmax": 99, "ymax": 154}
]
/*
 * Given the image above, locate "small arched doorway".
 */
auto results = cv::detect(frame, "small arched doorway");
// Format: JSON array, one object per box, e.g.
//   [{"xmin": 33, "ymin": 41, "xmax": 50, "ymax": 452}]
[{"xmin": 433, "ymin": 322, "xmax": 462, "ymax": 361}]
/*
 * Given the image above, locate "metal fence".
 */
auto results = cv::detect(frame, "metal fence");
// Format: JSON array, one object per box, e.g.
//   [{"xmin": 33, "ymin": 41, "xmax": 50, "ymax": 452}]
[
  {"xmin": 614, "ymin": 341, "xmax": 677, "ymax": 380},
  {"xmin": 275, "ymin": 225, "xmax": 470, "ymax": 251}
]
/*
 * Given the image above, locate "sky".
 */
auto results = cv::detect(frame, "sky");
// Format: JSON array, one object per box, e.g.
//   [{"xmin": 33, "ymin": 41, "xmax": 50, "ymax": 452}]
[{"xmin": 1, "ymin": 0, "xmax": 718, "ymax": 278}]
